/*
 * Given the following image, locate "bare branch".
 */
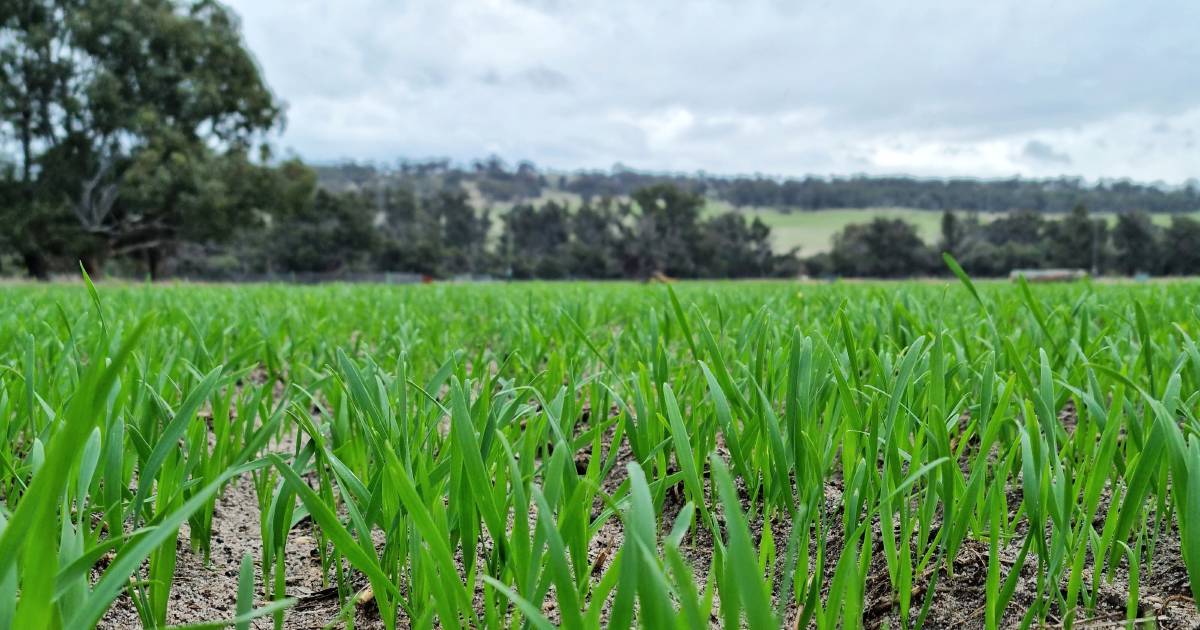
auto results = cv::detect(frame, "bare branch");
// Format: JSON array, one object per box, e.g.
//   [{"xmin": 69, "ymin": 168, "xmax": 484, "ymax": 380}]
[{"xmin": 73, "ymin": 156, "xmax": 119, "ymax": 230}]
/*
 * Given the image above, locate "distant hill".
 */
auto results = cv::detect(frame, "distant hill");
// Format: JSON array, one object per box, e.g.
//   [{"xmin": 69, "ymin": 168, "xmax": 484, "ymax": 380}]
[{"xmin": 314, "ymin": 157, "xmax": 1200, "ymax": 215}]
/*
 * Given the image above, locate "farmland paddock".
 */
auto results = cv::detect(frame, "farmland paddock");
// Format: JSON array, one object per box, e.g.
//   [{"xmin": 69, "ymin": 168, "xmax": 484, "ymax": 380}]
[{"xmin": 0, "ymin": 278, "xmax": 1198, "ymax": 629}]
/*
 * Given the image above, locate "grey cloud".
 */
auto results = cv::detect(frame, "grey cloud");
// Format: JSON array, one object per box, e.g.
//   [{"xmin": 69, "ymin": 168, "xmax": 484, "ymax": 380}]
[
  {"xmin": 479, "ymin": 69, "xmax": 502, "ymax": 85},
  {"xmin": 225, "ymin": 0, "xmax": 1200, "ymax": 181},
  {"xmin": 478, "ymin": 66, "xmax": 570, "ymax": 91},
  {"xmin": 681, "ymin": 120, "xmax": 742, "ymax": 143},
  {"xmin": 1022, "ymin": 140, "xmax": 1072, "ymax": 165},
  {"xmin": 517, "ymin": 66, "xmax": 571, "ymax": 91}
]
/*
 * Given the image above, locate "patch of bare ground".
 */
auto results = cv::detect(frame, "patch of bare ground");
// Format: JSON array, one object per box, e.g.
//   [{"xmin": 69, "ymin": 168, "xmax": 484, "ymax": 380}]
[
  {"xmin": 855, "ymin": 401, "xmax": 1198, "ymax": 629},
  {"xmin": 857, "ymin": 519, "xmax": 1200, "ymax": 630},
  {"xmin": 97, "ymin": 426, "xmax": 339, "ymax": 629}
]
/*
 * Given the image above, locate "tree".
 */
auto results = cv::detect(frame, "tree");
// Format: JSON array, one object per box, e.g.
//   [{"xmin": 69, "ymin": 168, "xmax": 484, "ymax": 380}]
[
  {"xmin": 626, "ymin": 184, "xmax": 705, "ymax": 278},
  {"xmin": 500, "ymin": 201, "xmax": 570, "ymax": 278},
  {"xmin": 0, "ymin": 0, "xmax": 281, "ymax": 278},
  {"xmin": 984, "ymin": 209, "xmax": 1045, "ymax": 246},
  {"xmin": 969, "ymin": 209, "xmax": 1048, "ymax": 272},
  {"xmin": 830, "ymin": 218, "xmax": 932, "ymax": 278},
  {"xmin": 268, "ymin": 188, "xmax": 378, "ymax": 274},
  {"xmin": 428, "ymin": 189, "xmax": 492, "ymax": 275},
  {"xmin": 376, "ymin": 185, "xmax": 444, "ymax": 276},
  {"xmin": 0, "ymin": 0, "xmax": 78, "ymax": 277},
  {"xmin": 696, "ymin": 213, "xmax": 790, "ymax": 277},
  {"xmin": 565, "ymin": 201, "xmax": 624, "ymax": 278},
  {"xmin": 1162, "ymin": 216, "xmax": 1200, "ymax": 275},
  {"xmin": 938, "ymin": 210, "xmax": 966, "ymax": 256},
  {"xmin": 1112, "ymin": 211, "xmax": 1160, "ymax": 275},
  {"xmin": 1044, "ymin": 203, "xmax": 1103, "ymax": 273},
  {"xmin": 166, "ymin": 157, "xmax": 318, "ymax": 278}
]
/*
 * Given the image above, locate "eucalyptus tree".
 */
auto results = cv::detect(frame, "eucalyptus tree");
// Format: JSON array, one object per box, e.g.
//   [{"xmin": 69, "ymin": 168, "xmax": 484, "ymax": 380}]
[{"xmin": 0, "ymin": 0, "xmax": 281, "ymax": 277}]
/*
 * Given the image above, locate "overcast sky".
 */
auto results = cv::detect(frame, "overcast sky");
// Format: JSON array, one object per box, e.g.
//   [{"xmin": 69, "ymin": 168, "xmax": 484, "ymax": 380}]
[{"xmin": 224, "ymin": 0, "xmax": 1200, "ymax": 182}]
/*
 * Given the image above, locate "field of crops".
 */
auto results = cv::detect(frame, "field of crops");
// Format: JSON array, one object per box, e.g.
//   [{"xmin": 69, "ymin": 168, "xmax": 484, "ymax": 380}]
[{"xmin": 1, "ymin": 272, "xmax": 1199, "ymax": 629}]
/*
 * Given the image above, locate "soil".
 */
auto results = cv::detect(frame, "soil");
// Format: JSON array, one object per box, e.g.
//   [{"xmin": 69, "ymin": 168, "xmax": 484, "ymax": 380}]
[{"xmin": 97, "ymin": 393, "xmax": 1200, "ymax": 629}]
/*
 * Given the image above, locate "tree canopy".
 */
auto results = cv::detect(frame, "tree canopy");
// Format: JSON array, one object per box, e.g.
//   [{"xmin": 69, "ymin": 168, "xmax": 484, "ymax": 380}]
[{"xmin": 1, "ymin": 0, "xmax": 280, "ymax": 277}]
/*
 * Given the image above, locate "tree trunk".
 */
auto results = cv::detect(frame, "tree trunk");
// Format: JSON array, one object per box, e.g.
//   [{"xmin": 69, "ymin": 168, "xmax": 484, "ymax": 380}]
[
  {"xmin": 22, "ymin": 250, "xmax": 49, "ymax": 281},
  {"xmin": 146, "ymin": 247, "xmax": 161, "ymax": 281},
  {"xmin": 80, "ymin": 253, "xmax": 105, "ymax": 279},
  {"xmin": 17, "ymin": 98, "xmax": 45, "ymax": 282},
  {"xmin": 20, "ymin": 107, "xmax": 33, "ymax": 189}
]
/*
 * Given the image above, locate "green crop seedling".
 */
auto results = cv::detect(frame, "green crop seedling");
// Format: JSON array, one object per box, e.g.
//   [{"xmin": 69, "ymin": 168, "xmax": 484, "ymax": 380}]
[{"xmin": 0, "ymin": 270, "xmax": 1198, "ymax": 628}]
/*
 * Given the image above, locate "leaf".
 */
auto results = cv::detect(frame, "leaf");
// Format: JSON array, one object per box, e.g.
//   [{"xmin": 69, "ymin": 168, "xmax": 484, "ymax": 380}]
[
  {"xmin": 481, "ymin": 576, "xmax": 555, "ymax": 630},
  {"xmin": 942, "ymin": 252, "xmax": 982, "ymax": 307},
  {"xmin": 709, "ymin": 455, "xmax": 776, "ymax": 630},
  {"xmin": 165, "ymin": 599, "xmax": 296, "ymax": 630},
  {"xmin": 131, "ymin": 366, "xmax": 226, "ymax": 520},
  {"xmin": 235, "ymin": 553, "xmax": 254, "ymax": 630}
]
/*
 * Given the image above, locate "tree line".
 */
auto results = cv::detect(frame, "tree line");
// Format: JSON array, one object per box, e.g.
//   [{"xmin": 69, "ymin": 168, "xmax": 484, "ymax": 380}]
[
  {"xmin": 812, "ymin": 204, "xmax": 1200, "ymax": 278},
  {"xmin": 174, "ymin": 178, "xmax": 801, "ymax": 280},
  {"xmin": 714, "ymin": 175, "xmax": 1200, "ymax": 215},
  {"xmin": 320, "ymin": 159, "xmax": 1200, "ymax": 214}
]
